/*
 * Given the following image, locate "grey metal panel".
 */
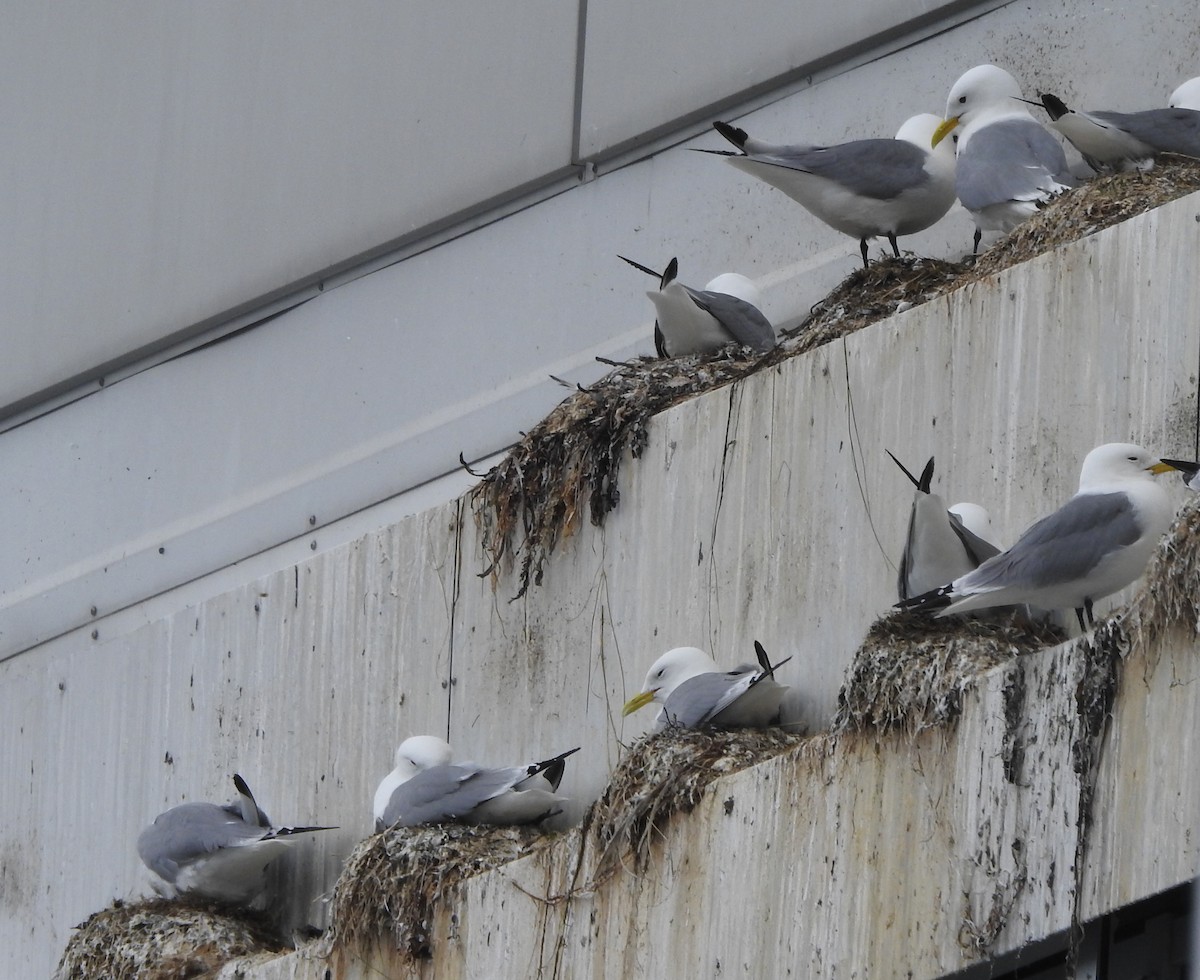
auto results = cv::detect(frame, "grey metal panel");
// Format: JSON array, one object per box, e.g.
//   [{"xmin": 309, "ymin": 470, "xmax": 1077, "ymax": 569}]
[
  {"xmin": 0, "ymin": 1, "xmax": 578, "ymax": 411},
  {"xmin": 576, "ymin": 0, "xmax": 986, "ymax": 158}
]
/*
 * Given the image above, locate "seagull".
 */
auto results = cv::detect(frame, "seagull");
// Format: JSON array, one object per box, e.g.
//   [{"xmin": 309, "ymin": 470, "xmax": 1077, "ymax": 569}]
[
  {"xmin": 622, "ymin": 642, "xmax": 791, "ymax": 729},
  {"xmin": 1036, "ymin": 92, "xmax": 1200, "ymax": 172},
  {"xmin": 699, "ymin": 114, "xmax": 956, "ymax": 269},
  {"xmin": 1170, "ymin": 77, "xmax": 1200, "ymax": 110},
  {"xmin": 1159, "ymin": 457, "xmax": 1200, "ymax": 490},
  {"xmin": 373, "ymin": 736, "xmax": 580, "ymax": 831},
  {"xmin": 618, "ymin": 255, "xmax": 776, "ymax": 357},
  {"xmin": 897, "ymin": 443, "xmax": 1182, "ymax": 630},
  {"xmin": 888, "ymin": 452, "xmax": 1000, "ymax": 602},
  {"xmin": 932, "ymin": 65, "xmax": 1076, "ymax": 253},
  {"xmin": 136, "ymin": 774, "xmax": 334, "ymax": 905}
]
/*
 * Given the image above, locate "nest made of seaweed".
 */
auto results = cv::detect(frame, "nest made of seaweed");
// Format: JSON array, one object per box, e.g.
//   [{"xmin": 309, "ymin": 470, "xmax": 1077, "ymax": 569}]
[
  {"xmin": 469, "ymin": 161, "xmax": 1200, "ymax": 600},
  {"xmin": 327, "ymin": 822, "xmax": 558, "ymax": 958},
  {"xmin": 53, "ymin": 896, "xmax": 284, "ymax": 980},
  {"xmin": 585, "ymin": 725, "xmax": 805, "ymax": 880},
  {"xmin": 832, "ymin": 610, "xmax": 1066, "ymax": 737},
  {"xmin": 1126, "ymin": 494, "xmax": 1200, "ymax": 651}
]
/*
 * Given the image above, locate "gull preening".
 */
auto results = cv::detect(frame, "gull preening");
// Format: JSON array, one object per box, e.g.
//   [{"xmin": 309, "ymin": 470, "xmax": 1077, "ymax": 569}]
[
  {"xmin": 898, "ymin": 443, "xmax": 1182, "ymax": 630},
  {"xmin": 623, "ymin": 643, "xmax": 790, "ymax": 729},
  {"xmin": 933, "ymin": 65, "xmax": 1076, "ymax": 253},
  {"xmin": 888, "ymin": 452, "xmax": 1000, "ymax": 602},
  {"xmin": 1037, "ymin": 91, "xmax": 1200, "ymax": 172},
  {"xmin": 700, "ymin": 114, "xmax": 956, "ymax": 269},
  {"xmin": 136, "ymin": 774, "xmax": 333, "ymax": 905},
  {"xmin": 373, "ymin": 735, "xmax": 579, "ymax": 830},
  {"xmin": 618, "ymin": 255, "xmax": 776, "ymax": 358}
]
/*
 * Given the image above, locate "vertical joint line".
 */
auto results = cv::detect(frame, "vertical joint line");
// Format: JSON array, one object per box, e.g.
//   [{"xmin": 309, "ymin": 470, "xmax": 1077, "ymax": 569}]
[{"xmin": 570, "ymin": 0, "xmax": 589, "ymax": 166}]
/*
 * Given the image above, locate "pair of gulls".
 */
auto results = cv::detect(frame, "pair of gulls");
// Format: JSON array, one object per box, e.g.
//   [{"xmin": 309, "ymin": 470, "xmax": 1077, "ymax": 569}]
[{"xmin": 894, "ymin": 442, "xmax": 1187, "ymax": 631}]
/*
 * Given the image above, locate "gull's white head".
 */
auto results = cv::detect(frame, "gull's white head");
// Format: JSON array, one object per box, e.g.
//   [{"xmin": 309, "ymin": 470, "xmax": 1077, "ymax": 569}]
[
  {"xmin": 393, "ymin": 735, "xmax": 453, "ymax": 780},
  {"xmin": 1077, "ymin": 443, "xmax": 1177, "ymax": 491},
  {"xmin": 703, "ymin": 272, "xmax": 762, "ymax": 310},
  {"xmin": 1169, "ymin": 76, "xmax": 1200, "ymax": 110},
  {"xmin": 948, "ymin": 502, "xmax": 996, "ymax": 543},
  {"xmin": 623, "ymin": 646, "xmax": 717, "ymax": 715},
  {"xmin": 933, "ymin": 65, "xmax": 1026, "ymax": 148},
  {"xmin": 897, "ymin": 112, "xmax": 958, "ymax": 173}
]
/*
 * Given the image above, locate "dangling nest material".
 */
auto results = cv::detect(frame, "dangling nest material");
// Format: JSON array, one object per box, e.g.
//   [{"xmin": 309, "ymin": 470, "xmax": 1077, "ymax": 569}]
[
  {"xmin": 469, "ymin": 164, "xmax": 1200, "ymax": 599},
  {"xmin": 964, "ymin": 156, "xmax": 1200, "ymax": 282},
  {"xmin": 585, "ymin": 726, "xmax": 805, "ymax": 879},
  {"xmin": 52, "ymin": 897, "xmax": 284, "ymax": 980},
  {"xmin": 832, "ymin": 611, "xmax": 1066, "ymax": 737},
  {"xmin": 327, "ymin": 823, "xmax": 558, "ymax": 958},
  {"xmin": 1126, "ymin": 495, "xmax": 1200, "ymax": 651}
]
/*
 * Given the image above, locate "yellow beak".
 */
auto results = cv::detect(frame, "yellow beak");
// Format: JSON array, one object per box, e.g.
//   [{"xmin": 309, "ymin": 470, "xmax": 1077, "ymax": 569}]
[
  {"xmin": 931, "ymin": 116, "xmax": 960, "ymax": 148},
  {"xmin": 622, "ymin": 689, "xmax": 657, "ymax": 716},
  {"xmin": 1150, "ymin": 461, "xmax": 1180, "ymax": 474}
]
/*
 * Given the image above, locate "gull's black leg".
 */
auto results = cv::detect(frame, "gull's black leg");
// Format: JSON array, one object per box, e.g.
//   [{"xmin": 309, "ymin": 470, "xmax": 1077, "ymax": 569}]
[
  {"xmin": 1085, "ymin": 598, "xmax": 1095, "ymax": 628},
  {"xmin": 887, "ymin": 232, "xmax": 900, "ymax": 258},
  {"xmin": 859, "ymin": 238, "xmax": 869, "ymax": 269},
  {"xmin": 1075, "ymin": 607, "xmax": 1087, "ymax": 632},
  {"xmin": 972, "ymin": 228, "xmax": 982, "ymax": 255}
]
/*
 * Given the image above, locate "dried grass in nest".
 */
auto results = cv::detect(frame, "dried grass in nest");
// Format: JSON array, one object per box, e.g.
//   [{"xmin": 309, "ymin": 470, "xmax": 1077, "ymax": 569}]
[
  {"xmin": 1125, "ymin": 495, "xmax": 1200, "ymax": 651},
  {"xmin": 832, "ymin": 610, "xmax": 1065, "ymax": 737},
  {"xmin": 961, "ymin": 156, "xmax": 1200, "ymax": 283},
  {"xmin": 327, "ymin": 823, "xmax": 556, "ymax": 958},
  {"xmin": 585, "ymin": 726, "xmax": 805, "ymax": 879},
  {"xmin": 53, "ymin": 896, "xmax": 283, "ymax": 980}
]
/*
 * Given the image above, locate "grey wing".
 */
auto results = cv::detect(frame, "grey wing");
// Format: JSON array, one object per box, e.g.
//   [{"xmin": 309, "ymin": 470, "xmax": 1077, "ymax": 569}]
[
  {"xmin": 782, "ymin": 138, "xmax": 932, "ymax": 199},
  {"xmin": 957, "ymin": 120, "xmax": 1073, "ymax": 210},
  {"xmin": 957, "ymin": 492, "xmax": 1137, "ymax": 592},
  {"xmin": 1095, "ymin": 108, "xmax": 1200, "ymax": 157},
  {"xmin": 947, "ymin": 511, "xmax": 1002, "ymax": 566},
  {"xmin": 137, "ymin": 803, "xmax": 264, "ymax": 881},
  {"xmin": 684, "ymin": 288, "xmax": 775, "ymax": 352},
  {"xmin": 663, "ymin": 670, "xmax": 751, "ymax": 727},
  {"xmin": 382, "ymin": 764, "xmax": 519, "ymax": 828}
]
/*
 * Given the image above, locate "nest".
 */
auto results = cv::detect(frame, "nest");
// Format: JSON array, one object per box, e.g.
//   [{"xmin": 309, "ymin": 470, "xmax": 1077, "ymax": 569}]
[
  {"xmin": 52, "ymin": 897, "xmax": 283, "ymax": 980},
  {"xmin": 327, "ymin": 823, "xmax": 557, "ymax": 958},
  {"xmin": 832, "ymin": 610, "xmax": 1065, "ymax": 736},
  {"xmin": 585, "ymin": 726, "xmax": 805, "ymax": 878},
  {"xmin": 1126, "ymin": 495, "xmax": 1200, "ymax": 651},
  {"xmin": 469, "ymin": 163, "xmax": 1200, "ymax": 599}
]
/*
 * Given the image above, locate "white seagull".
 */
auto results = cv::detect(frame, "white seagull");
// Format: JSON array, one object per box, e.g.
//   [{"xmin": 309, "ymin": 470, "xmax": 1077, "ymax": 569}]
[
  {"xmin": 898, "ymin": 443, "xmax": 1182, "ymax": 630},
  {"xmin": 1169, "ymin": 77, "xmax": 1200, "ymax": 110},
  {"xmin": 700, "ymin": 113, "xmax": 957, "ymax": 269},
  {"xmin": 619, "ymin": 255, "xmax": 776, "ymax": 357},
  {"xmin": 888, "ymin": 452, "xmax": 1001, "ymax": 602},
  {"xmin": 932, "ymin": 65, "xmax": 1076, "ymax": 253},
  {"xmin": 622, "ymin": 642, "xmax": 790, "ymax": 730},
  {"xmin": 1036, "ymin": 92, "xmax": 1200, "ymax": 172},
  {"xmin": 373, "ymin": 735, "xmax": 579, "ymax": 831},
  {"xmin": 136, "ymin": 774, "xmax": 333, "ymax": 905}
]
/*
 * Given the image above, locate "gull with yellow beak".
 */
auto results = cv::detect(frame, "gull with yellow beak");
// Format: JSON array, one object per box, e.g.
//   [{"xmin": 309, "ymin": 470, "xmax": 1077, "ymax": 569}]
[
  {"xmin": 898, "ymin": 443, "xmax": 1183, "ymax": 631},
  {"xmin": 623, "ymin": 643, "xmax": 790, "ymax": 730},
  {"xmin": 932, "ymin": 65, "xmax": 1075, "ymax": 254}
]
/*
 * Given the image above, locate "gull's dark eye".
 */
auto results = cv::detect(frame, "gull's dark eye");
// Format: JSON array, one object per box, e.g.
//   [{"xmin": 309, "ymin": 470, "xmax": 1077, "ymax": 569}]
[
  {"xmin": 1128, "ymin": 456, "xmax": 1138, "ymax": 461},
  {"xmin": 958, "ymin": 95, "xmax": 967, "ymax": 104}
]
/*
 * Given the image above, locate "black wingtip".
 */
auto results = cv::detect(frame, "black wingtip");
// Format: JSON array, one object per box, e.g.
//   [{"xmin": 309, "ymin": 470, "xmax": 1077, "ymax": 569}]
[
  {"xmin": 885, "ymin": 450, "xmax": 930, "ymax": 491},
  {"xmin": 232, "ymin": 773, "xmax": 252, "ymax": 797},
  {"xmin": 662, "ymin": 257, "xmax": 679, "ymax": 289},
  {"xmin": 1039, "ymin": 92, "xmax": 1070, "ymax": 120},
  {"xmin": 894, "ymin": 584, "xmax": 954, "ymax": 614},
  {"xmin": 618, "ymin": 254, "xmax": 662, "ymax": 279},
  {"xmin": 752, "ymin": 641, "xmax": 792, "ymax": 679},
  {"xmin": 1161, "ymin": 458, "xmax": 1200, "ymax": 478},
  {"xmin": 713, "ymin": 120, "xmax": 749, "ymax": 151}
]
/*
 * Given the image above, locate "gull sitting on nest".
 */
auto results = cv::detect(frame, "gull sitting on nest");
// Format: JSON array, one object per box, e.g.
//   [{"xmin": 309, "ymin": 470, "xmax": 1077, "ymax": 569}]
[
  {"xmin": 137, "ymin": 774, "xmax": 334, "ymax": 906},
  {"xmin": 373, "ymin": 736, "xmax": 579, "ymax": 830},
  {"xmin": 623, "ymin": 642, "xmax": 790, "ymax": 729}
]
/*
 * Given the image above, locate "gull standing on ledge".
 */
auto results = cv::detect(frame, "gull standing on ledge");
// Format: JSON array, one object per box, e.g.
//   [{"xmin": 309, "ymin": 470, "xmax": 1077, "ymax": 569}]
[
  {"xmin": 373, "ymin": 736, "xmax": 579, "ymax": 830},
  {"xmin": 932, "ymin": 65, "xmax": 1076, "ymax": 253},
  {"xmin": 137, "ymin": 774, "xmax": 333, "ymax": 905},
  {"xmin": 897, "ymin": 443, "xmax": 1182, "ymax": 630},
  {"xmin": 1037, "ymin": 92, "xmax": 1200, "ymax": 172},
  {"xmin": 619, "ymin": 255, "xmax": 776, "ymax": 358},
  {"xmin": 698, "ymin": 114, "xmax": 956, "ymax": 269},
  {"xmin": 623, "ymin": 642, "xmax": 790, "ymax": 729}
]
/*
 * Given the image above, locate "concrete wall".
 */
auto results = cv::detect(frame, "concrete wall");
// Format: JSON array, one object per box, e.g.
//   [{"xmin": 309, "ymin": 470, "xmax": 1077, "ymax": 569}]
[
  {"xmin": 7, "ymin": 191, "xmax": 1200, "ymax": 977},
  {"xmin": 6, "ymin": 0, "xmax": 1200, "ymax": 670}
]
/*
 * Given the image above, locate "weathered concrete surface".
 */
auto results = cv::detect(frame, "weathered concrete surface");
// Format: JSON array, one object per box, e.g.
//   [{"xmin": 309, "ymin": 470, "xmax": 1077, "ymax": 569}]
[
  {"xmin": 9, "ymin": 197, "xmax": 1200, "ymax": 976},
  {"xmin": 242, "ymin": 617, "xmax": 1200, "ymax": 979}
]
